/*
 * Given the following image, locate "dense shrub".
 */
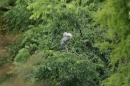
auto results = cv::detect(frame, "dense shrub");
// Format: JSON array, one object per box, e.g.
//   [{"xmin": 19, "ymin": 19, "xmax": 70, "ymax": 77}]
[{"xmin": 28, "ymin": 51, "xmax": 101, "ymax": 86}]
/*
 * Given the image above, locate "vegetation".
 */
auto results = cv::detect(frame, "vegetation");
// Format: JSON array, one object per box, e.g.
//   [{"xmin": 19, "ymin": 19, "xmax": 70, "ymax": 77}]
[
  {"xmin": 95, "ymin": 0, "xmax": 130, "ymax": 86},
  {"xmin": 0, "ymin": 0, "xmax": 130, "ymax": 86},
  {"xmin": 28, "ymin": 51, "xmax": 100, "ymax": 86}
]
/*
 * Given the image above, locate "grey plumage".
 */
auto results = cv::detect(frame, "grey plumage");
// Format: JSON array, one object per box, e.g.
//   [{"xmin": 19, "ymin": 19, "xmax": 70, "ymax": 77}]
[
  {"xmin": 60, "ymin": 32, "xmax": 72, "ymax": 47},
  {"xmin": 61, "ymin": 36, "xmax": 70, "ymax": 47}
]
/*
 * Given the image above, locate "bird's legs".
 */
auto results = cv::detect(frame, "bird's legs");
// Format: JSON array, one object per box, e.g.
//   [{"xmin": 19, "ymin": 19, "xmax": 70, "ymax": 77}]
[{"xmin": 64, "ymin": 45, "xmax": 68, "ymax": 52}]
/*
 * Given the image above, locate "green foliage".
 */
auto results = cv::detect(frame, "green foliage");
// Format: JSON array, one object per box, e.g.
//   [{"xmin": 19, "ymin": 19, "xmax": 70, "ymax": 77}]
[
  {"xmin": 1, "ymin": 0, "xmax": 112, "ymax": 85},
  {"xmin": 0, "ymin": 0, "xmax": 15, "ymax": 7},
  {"xmin": 7, "ymin": 1, "xmax": 110, "ymax": 85},
  {"xmin": 29, "ymin": 51, "xmax": 100, "ymax": 86},
  {"xmin": 3, "ymin": 0, "xmax": 33, "ymax": 31},
  {"xmin": 14, "ymin": 0, "xmax": 109, "ymax": 58},
  {"xmin": 95, "ymin": 0, "xmax": 130, "ymax": 86},
  {"xmin": 14, "ymin": 47, "xmax": 30, "ymax": 64}
]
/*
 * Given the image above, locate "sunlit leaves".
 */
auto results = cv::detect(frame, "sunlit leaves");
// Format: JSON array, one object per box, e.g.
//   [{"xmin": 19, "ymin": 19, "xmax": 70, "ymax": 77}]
[{"xmin": 95, "ymin": 0, "xmax": 130, "ymax": 85}]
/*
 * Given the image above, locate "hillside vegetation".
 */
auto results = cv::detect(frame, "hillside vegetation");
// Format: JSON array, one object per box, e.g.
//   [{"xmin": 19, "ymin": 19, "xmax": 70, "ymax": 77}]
[{"xmin": 0, "ymin": 0, "xmax": 130, "ymax": 86}]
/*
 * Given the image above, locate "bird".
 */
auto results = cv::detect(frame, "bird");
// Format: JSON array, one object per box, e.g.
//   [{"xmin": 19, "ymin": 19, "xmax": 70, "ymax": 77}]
[{"xmin": 61, "ymin": 32, "xmax": 72, "ymax": 52}]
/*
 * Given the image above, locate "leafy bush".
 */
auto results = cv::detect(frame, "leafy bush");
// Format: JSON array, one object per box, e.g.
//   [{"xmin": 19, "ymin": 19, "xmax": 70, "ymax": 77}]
[{"xmin": 28, "ymin": 51, "xmax": 101, "ymax": 86}]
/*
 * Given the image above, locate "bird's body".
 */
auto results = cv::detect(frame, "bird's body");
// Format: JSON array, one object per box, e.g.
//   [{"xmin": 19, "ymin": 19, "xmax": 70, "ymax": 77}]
[
  {"xmin": 61, "ymin": 32, "xmax": 72, "ymax": 47},
  {"xmin": 61, "ymin": 36, "xmax": 70, "ymax": 46}
]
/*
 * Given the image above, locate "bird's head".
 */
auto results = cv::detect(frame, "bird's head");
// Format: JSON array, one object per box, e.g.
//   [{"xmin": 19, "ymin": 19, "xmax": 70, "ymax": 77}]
[{"xmin": 63, "ymin": 32, "xmax": 72, "ymax": 38}]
